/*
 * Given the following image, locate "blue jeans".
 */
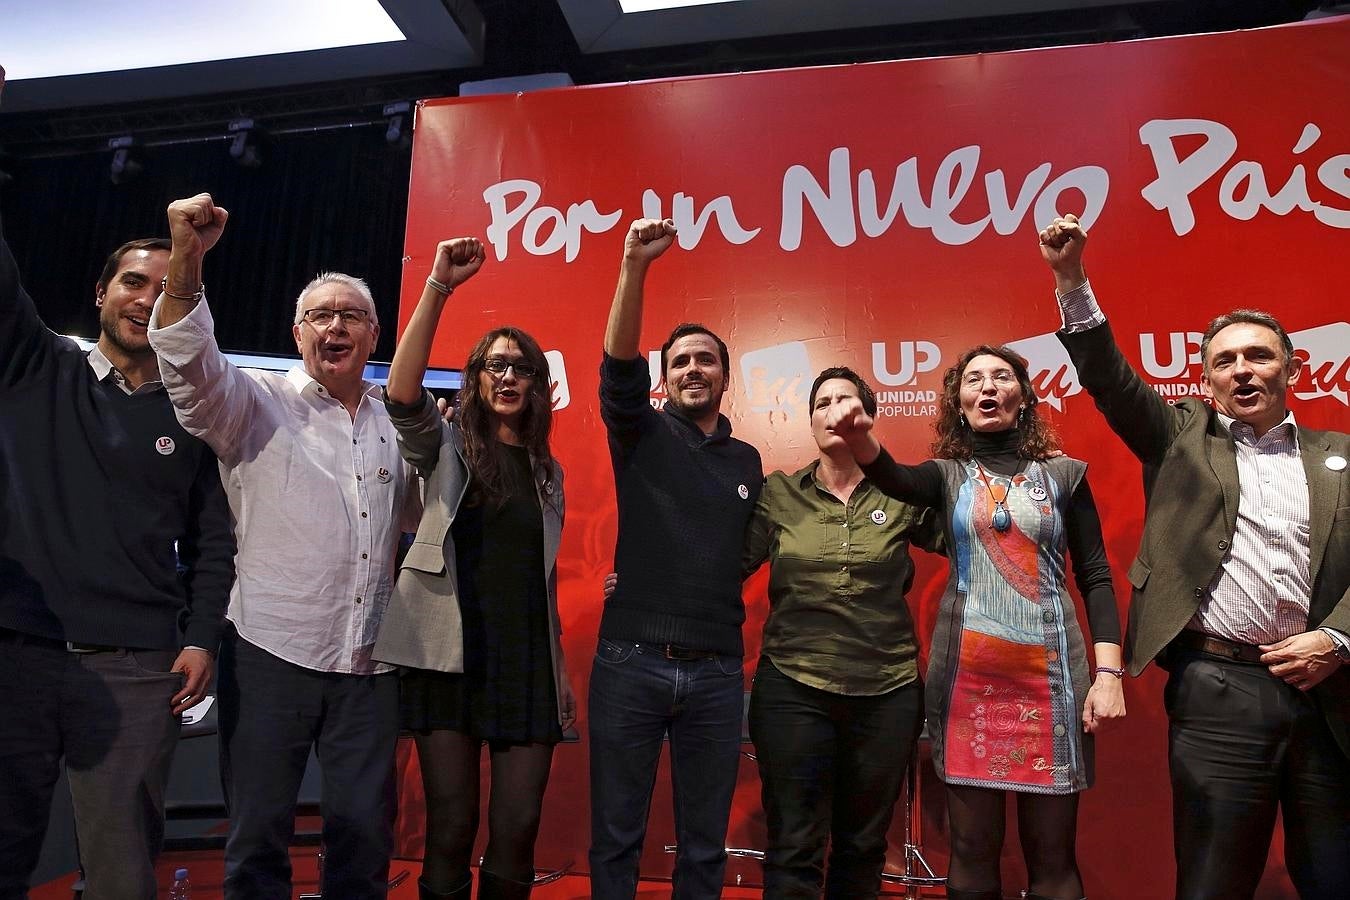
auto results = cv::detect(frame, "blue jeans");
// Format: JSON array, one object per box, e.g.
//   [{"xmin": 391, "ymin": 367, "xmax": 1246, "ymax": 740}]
[{"xmin": 588, "ymin": 638, "xmax": 744, "ymax": 899}]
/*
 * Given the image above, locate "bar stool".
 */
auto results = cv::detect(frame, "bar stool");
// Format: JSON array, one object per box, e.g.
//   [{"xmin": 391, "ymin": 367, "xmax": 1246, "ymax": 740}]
[{"xmin": 881, "ymin": 724, "xmax": 945, "ymax": 898}]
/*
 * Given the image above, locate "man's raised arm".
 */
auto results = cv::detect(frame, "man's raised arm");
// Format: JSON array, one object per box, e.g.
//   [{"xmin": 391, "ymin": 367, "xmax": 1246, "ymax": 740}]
[
  {"xmin": 1041, "ymin": 215, "xmax": 1181, "ymax": 464},
  {"xmin": 147, "ymin": 194, "xmax": 260, "ymax": 460},
  {"xmin": 157, "ymin": 193, "xmax": 227, "ymax": 328},
  {"xmin": 604, "ymin": 218, "xmax": 676, "ymax": 361}
]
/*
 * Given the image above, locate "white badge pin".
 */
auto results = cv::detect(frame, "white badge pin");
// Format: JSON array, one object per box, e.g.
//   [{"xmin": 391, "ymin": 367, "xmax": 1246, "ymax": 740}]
[
  {"xmin": 1026, "ymin": 483, "xmax": 1048, "ymax": 502},
  {"xmin": 1327, "ymin": 455, "xmax": 1347, "ymax": 472},
  {"xmin": 738, "ymin": 484, "xmax": 750, "ymax": 500},
  {"xmin": 376, "ymin": 467, "xmax": 392, "ymax": 483},
  {"xmin": 871, "ymin": 509, "xmax": 887, "ymax": 525},
  {"xmin": 544, "ymin": 480, "xmax": 555, "ymax": 495},
  {"xmin": 155, "ymin": 436, "xmax": 176, "ymax": 456}
]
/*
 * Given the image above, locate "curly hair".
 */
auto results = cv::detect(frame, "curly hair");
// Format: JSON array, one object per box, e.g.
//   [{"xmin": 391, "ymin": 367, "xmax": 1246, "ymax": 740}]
[
  {"xmin": 458, "ymin": 326, "xmax": 556, "ymax": 508},
  {"xmin": 931, "ymin": 344, "xmax": 1060, "ymax": 460}
]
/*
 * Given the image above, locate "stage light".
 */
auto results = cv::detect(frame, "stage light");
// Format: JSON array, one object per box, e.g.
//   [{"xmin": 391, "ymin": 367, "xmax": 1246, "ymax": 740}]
[
  {"xmin": 228, "ymin": 117, "xmax": 263, "ymax": 168},
  {"xmin": 383, "ymin": 100, "xmax": 412, "ymax": 148},
  {"xmin": 108, "ymin": 136, "xmax": 142, "ymax": 184}
]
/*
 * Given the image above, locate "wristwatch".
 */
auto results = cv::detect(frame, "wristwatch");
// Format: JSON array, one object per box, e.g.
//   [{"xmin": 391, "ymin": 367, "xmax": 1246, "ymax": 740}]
[{"xmin": 1323, "ymin": 628, "xmax": 1350, "ymax": 663}]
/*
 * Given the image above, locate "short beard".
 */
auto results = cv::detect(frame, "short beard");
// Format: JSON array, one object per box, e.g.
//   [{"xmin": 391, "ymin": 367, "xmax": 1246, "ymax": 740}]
[
  {"xmin": 99, "ymin": 306, "xmax": 152, "ymax": 358},
  {"xmin": 665, "ymin": 382, "xmax": 724, "ymax": 420}
]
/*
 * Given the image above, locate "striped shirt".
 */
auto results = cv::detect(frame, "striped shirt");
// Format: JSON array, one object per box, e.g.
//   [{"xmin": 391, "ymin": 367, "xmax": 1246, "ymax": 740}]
[{"xmin": 1192, "ymin": 414, "xmax": 1312, "ymax": 644}]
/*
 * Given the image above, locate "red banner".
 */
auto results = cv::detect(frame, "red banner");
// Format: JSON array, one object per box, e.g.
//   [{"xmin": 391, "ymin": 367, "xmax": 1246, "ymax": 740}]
[{"xmin": 398, "ymin": 17, "xmax": 1350, "ymax": 896}]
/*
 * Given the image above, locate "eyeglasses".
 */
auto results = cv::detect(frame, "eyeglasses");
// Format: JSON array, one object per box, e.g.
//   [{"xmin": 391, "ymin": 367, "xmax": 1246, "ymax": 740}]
[
  {"xmin": 301, "ymin": 307, "xmax": 371, "ymax": 328},
  {"xmin": 483, "ymin": 357, "xmax": 540, "ymax": 379},
  {"xmin": 962, "ymin": 370, "xmax": 1017, "ymax": 389}
]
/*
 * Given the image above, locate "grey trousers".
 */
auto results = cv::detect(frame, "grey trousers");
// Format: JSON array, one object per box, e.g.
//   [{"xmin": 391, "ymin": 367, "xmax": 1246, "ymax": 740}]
[{"xmin": 0, "ymin": 629, "xmax": 182, "ymax": 900}]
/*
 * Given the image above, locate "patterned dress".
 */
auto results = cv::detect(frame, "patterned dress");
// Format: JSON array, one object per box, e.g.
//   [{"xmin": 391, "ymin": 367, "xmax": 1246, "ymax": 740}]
[{"xmin": 926, "ymin": 456, "xmax": 1093, "ymax": 793}]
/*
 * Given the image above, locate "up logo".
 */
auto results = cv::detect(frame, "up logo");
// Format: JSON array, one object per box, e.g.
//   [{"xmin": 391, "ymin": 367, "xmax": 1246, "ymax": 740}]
[
  {"xmin": 1005, "ymin": 331, "xmax": 1082, "ymax": 411},
  {"xmin": 544, "ymin": 349, "xmax": 570, "ymax": 411},
  {"xmin": 1291, "ymin": 322, "xmax": 1350, "ymax": 406},
  {"xmin": 741, "ymin": 341, "xmax": 812, "ymax": 420},
  {"xmin": 871, "ymin": 341, "xmax": 940, "ymax": 386},
  {"xmin": 1139, "ymin": 331, "xmax": 1203, "ymax": 378}
]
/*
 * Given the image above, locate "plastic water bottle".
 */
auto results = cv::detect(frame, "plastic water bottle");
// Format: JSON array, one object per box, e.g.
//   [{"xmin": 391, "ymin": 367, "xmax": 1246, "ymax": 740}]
[{"xmin": 169, "ymin": 868, "xmax": 191, "ymax": 899}]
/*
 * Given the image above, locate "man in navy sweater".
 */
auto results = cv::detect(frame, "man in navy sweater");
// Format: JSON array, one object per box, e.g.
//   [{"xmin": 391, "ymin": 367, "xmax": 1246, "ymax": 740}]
[
  {"xmin": 0, "ymin": 215, "xmax": 234, "ymax": 899},
  {"xmin": 589, "ymin": 218, "xmax": 764, "ymax": 899}
]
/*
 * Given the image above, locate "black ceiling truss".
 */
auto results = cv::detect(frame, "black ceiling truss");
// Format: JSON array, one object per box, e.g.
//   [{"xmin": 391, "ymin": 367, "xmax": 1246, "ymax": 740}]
[{"xmin": 0, "ymin": 1, "xmax": 1331, "ymax": 161}]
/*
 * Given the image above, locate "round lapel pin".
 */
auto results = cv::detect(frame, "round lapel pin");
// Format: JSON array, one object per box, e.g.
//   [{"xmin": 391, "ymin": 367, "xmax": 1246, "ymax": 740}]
[
  {"xmin": 376, "ymin": 467, "xmax": 392, "ymax": 483},
  {"xmin": 737, "ymin": 484, "xmax": 750, "ymax": 500},
  {"xmin": 1327, "ymin": 455, "xmax": 1347, "ymax": 472},
  {"xmin": 871, "ymin": 509, "xmax": 887, "ymax": 525},
  {"xmin": 155, "ymin": 436, "xmax": 176, "ymax": 456}
]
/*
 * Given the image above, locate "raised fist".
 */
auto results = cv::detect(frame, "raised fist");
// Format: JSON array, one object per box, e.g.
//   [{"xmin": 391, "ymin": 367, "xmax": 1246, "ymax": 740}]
[
  {"xmin": 1038, "ymin": 214, "xmax": 1087, "ymax": 279},
  {"xmin": 166, "ymin": 193, "xmax": 228, "ymax": 260},
  {"xmin": 431, "ymin": 237, "xmax": 485, "ymax": 289},
  {"xmin": 623, "ymin": 218, "xmax": 677, "ymax": 265},
  {"xmin": 824, "ymin": 396, "xmax": 874, "ymax": 442}
]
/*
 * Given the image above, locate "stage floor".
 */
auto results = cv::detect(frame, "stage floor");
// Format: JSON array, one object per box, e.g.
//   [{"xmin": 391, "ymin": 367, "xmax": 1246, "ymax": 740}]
[{"xmin": 32, "ymin": 850, "xmax": 928, "ymax": 898}]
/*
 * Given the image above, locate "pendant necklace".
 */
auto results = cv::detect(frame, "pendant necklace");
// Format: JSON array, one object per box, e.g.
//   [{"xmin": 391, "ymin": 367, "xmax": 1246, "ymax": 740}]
[{"xmin": 975, "ymin": 462, "xmax": 1012, "ymax": 532}]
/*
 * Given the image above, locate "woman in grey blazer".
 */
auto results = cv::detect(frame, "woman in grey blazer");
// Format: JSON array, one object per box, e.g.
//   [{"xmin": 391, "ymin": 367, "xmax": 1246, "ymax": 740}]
[{"xmin": 373, "ymin": 238, "xmax": 574, "ymax": 900}]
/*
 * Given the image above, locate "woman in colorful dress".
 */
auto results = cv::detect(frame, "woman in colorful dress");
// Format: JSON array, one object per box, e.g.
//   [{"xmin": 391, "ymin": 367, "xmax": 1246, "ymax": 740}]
[
  {"xmin": 828, "ymin": 344, "xmax": 1125, "ymax": 900},
  {"xmin": 373, "ymin": 237, "xmax": 575, "ymax": 900}
]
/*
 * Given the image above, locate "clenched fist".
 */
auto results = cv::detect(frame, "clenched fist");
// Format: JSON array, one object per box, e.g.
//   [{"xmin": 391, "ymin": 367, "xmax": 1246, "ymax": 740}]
[
  {"xmin": 622, "ymin": 218, "xmax": 677, "ymax": 266},
  {"xmin": 430, "ymin": 237, "xmax": 486, "ymax": 290},
  {"xmin": 167, "ymin": 193, "xmax": 229, "ymax": 261}
]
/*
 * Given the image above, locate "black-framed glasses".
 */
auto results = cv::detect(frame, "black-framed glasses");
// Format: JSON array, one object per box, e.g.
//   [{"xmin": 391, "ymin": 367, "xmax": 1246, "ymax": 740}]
[
  {"xmin": 301, "ymin": 307, "xmax": 371, "ymax": 328},
  {"xmin": 483, "ymin": 357, "xmax": 540, "ymax": 378}
]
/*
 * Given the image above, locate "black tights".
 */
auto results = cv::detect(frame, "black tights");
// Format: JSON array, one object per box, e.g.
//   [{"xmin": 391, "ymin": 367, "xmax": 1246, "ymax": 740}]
[
  {"xmin": 945, "ymin": 785, "xmax": 1083, "ymax": 900},
  {"xmin": 416, "ymin": 729, "xmax": 555, "ymax": 891}
]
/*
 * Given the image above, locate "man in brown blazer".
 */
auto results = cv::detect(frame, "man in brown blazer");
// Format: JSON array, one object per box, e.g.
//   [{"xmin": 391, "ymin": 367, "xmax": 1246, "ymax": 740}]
[{"xmin": 1038, "ymin": 215, "xmax": 1350, "ymax": 900}]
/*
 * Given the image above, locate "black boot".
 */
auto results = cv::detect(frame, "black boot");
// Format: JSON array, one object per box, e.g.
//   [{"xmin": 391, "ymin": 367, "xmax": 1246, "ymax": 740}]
[
  {"xmin": 477, "ymin": 868, "xmax": 533, "ymax": 900},
  {"xmin": 419, "ymin": 872, "xmax": 473, "ymax": 899},
  {"xmin": 945, "ymin": 888, "xmax": 1002, "ymax": 900}
]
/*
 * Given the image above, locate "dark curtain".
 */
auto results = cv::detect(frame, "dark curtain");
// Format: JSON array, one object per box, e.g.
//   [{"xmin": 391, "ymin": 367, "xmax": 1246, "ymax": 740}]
[{"xmin": 0, "ymin": 127, "xmax": 412, "ymax": 360}]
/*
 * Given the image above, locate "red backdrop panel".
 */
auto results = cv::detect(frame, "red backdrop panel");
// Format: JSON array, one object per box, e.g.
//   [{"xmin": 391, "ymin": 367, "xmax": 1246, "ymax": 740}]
[{"xmin": 394, "ymin": 18, "xmax": 1350, "ymax": 896}]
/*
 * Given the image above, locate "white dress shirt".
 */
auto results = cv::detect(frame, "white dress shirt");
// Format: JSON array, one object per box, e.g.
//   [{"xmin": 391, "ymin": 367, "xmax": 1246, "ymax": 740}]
[{"xmin": 147, "ymin": 298, "xmax": 418, "ymax": 674}]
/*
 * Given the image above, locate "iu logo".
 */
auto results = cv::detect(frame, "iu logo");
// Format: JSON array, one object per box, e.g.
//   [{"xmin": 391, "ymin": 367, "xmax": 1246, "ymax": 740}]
[
  {"xmin": 154, "ymin": 436, "xmax": 176, "ymax": 456},
  {"xmin": 1005, "ymin": 331, "xmax": 1082, "ymax": 412},
  {"xmin": 544, "ymin": 349, "xmax": 570, "ymax": 411},
  {"xmin": 1290, "ymin": 321, "xmax": 1350, "ymax": 406},
  {"xmin": 740, "ymin": 341, "xmax": 812, "ymax": 420}
]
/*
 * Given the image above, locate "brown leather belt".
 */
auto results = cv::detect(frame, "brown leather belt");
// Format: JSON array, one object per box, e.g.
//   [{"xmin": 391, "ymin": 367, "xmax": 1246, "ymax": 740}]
[{"xmin": 1172, "ymin": 630, "xmax": 1265, "ymax": 665}]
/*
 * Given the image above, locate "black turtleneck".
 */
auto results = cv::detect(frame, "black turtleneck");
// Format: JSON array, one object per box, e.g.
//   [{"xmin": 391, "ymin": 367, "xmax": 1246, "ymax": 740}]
[{"xmin": 860, "ymin": 429, "xmax": 1120, "ymax": 644}]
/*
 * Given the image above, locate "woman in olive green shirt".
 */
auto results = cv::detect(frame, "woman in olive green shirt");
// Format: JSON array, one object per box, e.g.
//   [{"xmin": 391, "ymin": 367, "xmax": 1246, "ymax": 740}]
[{"xmin": 742, "ymin": 366, "xmax": 939, "ymax": 899}]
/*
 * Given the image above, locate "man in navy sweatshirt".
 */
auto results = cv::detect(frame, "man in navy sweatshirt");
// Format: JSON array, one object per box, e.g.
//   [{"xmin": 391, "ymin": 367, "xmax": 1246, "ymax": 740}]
[
  {"xmin": 589, "ymin": 218, "xmax": 764, "ymax": 899},
  {"xmin": 0, "ymin": 215, "xmax": 235, "ymax": 899}
]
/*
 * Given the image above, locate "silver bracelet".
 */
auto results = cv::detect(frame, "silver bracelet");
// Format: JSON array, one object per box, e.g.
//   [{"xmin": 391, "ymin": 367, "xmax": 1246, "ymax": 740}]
[
  {"xmin": 160, "ymin": 277, "xmax": 205, "ymax": 302},
  {"xmin": 425, "ymin": 276, "xmax": 453, "ymax": 295}
]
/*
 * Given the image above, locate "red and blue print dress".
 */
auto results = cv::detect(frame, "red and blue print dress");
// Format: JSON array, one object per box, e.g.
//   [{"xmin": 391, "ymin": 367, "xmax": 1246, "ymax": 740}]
[{"xmin": 862, "ymin": 433, "xmax": 1119, "ymax": 794}]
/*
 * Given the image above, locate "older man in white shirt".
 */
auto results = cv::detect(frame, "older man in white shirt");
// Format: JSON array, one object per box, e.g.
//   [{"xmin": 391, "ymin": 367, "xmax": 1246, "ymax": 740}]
[{"xmin": 147, "ymin": 193, "xmax": 418, "ymax": 900}]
